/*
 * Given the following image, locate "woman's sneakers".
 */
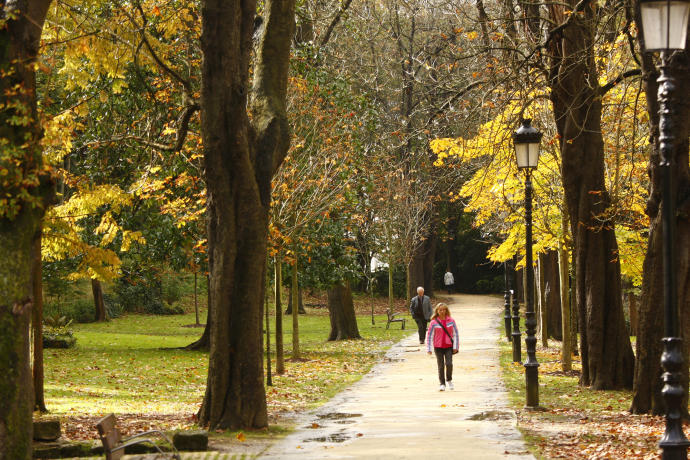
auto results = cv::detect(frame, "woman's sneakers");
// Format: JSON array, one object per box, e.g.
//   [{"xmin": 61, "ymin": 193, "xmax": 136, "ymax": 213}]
[
  {"xmin": 439, "ymin": 384, "xmax": 445, "ymax": 391},
  {"xmin": 447, "ymin": 381, "xmax": 454, "ymax": 390}
]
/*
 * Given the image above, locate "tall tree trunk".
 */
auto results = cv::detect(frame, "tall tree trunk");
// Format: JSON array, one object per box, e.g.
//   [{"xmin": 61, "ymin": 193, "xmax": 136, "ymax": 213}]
[
  {"xmin": 549, "ymin": 2, "xmax": 634, "ymax": 389},
  {"xmin": 291, "ymin": 261, "xmax": 300, "ymax": 359},
  {"xmin": 285, "ymin": 286, "xmax": 305, "ymax": 314},
  {"xmin": 407, "ymin": 223, "xmax": 437, "ymax": 298},
  {"xmin": 32, "ymin": 228, "xmax": 46, "ymax": 412},
  {"xmin": 537, "ymin": 256, "xmax": 548, "ymax": 347},
  {"xmin": 194, "ymin": 271, "xmax": 200, "ymax": 326},
  {"xmin": 265, "ymin": 267, "xmax": 272, "ymax": 386},
  {"xmin": 198, "ymin": 0, "xmax": 295, "ymax": 430},
  {"xmin": 327, "ymin": 282, "xmax": 361, "ymax": 341},
  {"xmin": 631, "ymin": 45, "xmax": 690, "ymax": 414},
  {"xmin": 542, "ymin": 250, "xmax": 562, "ymax": 340},
  {"xmin": 0, "ymin": 2, "xmax": 53, "ymax": 456},
  {"xmin": 274, "ymin": 258, "xmax": 284, "ymax": 374},
  {"xmin": 387, "ymin": 225, "xmax": 394, "ymax": 309},
  {"xmin": 92, "ymin": 278, "xmax": 106, "ymax": 322},
  {"xmin": 186, "ymin": 275, "xmax": 211, "ymax": 350},
  {"xmin": 558, "ymin": 234, "xmax": 572, "ymax": 372},
  {"xmin": 628, "ymin": 293, "xmax": 638, "ymax": 337}
]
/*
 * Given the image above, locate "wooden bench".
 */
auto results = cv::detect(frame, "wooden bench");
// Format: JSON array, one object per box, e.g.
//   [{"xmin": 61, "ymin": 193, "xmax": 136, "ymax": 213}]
[
  {"xmin": 95, "ymin": 413, "xmax": 181, "ymax": 460},
  {"xmin": 386, "ymin": 308, "xmax": 406, "ymax": 329}
]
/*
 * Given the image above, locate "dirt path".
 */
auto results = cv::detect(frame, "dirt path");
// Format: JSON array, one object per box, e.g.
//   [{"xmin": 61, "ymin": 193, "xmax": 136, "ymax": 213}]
[{"xmin": 260, "ymin": 294, "xmax": 534, "ymax": 459}]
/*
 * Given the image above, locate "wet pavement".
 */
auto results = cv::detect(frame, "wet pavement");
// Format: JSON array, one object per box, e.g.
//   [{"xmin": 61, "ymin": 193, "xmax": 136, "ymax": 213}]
[{"xmin": 260, "ymin": 294, "xmax": 534, "ymax": 459}]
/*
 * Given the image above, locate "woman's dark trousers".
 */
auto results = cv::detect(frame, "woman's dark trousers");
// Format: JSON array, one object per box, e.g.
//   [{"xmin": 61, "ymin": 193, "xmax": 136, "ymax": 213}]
[{"xmin": 434, "ymin": 347, "xmax": 453, "ymax": 384}]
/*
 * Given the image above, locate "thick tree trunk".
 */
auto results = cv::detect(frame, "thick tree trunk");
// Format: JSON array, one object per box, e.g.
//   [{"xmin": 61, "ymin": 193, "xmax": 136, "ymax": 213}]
[
  {"xmin": 0, "ymin": 2, "xmax": 53, "ymax": 457},
  {"xmin": 327, "ymin": 283, "xmax": 361, "ymax": 341},
  {"xmin": 631, "ymin": 46, "xmax": 690, "ymax": 414},
  {"xmin": 558, "ymin": 236, "xmax": 572, "ymax": 372},
  {"xmin": 265, "ymin": 267, "xmax": 272, "ymax": 386},
  {"xmin": 407, "ymin": 223, "xmax": 437, "ymax": 298},
  {"xmin": 542, "ymin": 250, "xmax": 562, "ymax": 340},
  {"xmin": 549, "ymin": 3, "xmax": 634, "ymax": 389},
  {"xmin": 274, "ymin": 258, "xmax": 284, "ymax": 374},
  {"xmin": 285, "ymin": 286, "xmax": 305, "ymax": 314},
  {"xmin": 92, "ymin": 278, "xmax": 106, "ymax": 322},
  {"xmin": 197, "ymin": 0, "xmax": 294, "ymax": 430},
  {"xmin": 32, "ymin": 228, "xmax": 46, "ymax": 412},
  {"xmin": 632, "ymin": 220, "xmax": 666, "ymax": 413},
  {"xmin": 534, "ymin": 254, "xmax": 549, "ymax": 347},
  {"xmin": 514, "ymin": 265, "xmax": 524, "ymax": 303}
]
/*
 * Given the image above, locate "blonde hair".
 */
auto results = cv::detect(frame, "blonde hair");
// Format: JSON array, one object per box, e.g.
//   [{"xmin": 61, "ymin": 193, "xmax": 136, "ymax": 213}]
[{"xmin": 430, "ymin": 302, "xmax": 450, "ymax": 320}]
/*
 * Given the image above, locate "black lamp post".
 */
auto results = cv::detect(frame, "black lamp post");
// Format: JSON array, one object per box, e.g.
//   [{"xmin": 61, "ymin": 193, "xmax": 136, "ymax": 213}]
[
  {"xmin": 639, "ymin": 0, "xmax": 690, "ymax": 457},
  {"xmin": 513, "ymin": 118, "xmax": 542, "ymax": 409},
  {"xmin": 504, "ymin": 261, "xmax": 512, "ymax": 342}
]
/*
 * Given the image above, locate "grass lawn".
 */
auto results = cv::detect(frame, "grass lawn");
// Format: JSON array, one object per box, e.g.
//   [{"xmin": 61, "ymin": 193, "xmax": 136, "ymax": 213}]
[
  {"xmin": 499, "ymin": 327, "xmax": 666, "ymax": 459},
  {"xmin": 42, "ymin": 302, "xmax": 411, "ymax": 444}
]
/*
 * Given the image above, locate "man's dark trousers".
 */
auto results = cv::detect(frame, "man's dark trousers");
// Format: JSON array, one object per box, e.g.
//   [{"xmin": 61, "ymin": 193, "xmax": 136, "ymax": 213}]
[{"xmin": 415, "ymin": 317, "xmax": 428, "ymax": 343}]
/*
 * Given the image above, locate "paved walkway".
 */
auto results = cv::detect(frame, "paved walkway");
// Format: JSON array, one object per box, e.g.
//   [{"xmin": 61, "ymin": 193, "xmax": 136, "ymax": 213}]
[{"xmin": 260, "ymin": 294, "xmax": 534, "ymax": 459}]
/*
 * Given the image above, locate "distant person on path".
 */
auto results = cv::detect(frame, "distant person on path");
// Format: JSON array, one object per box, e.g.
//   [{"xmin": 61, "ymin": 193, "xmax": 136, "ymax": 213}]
[
  {"xmin": 426, "ymin": 303, "xmax": 459, "ymax": 391},
  {"xmin": 409, "ymin": 286, "xmax": 432, "ymax": 344},
  {"xmin": 443, "ymin": 269, "xmax": 454, "ymax": 294}
]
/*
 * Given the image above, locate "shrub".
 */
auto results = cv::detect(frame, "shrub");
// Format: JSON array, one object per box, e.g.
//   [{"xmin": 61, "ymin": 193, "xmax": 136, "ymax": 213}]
[
  {"xmin": 161, "ymin": 276, "xmax": 183, "ymax": 306},
  {"xmin": 43, "ymin": 314, "xmax": 77, "ymax": 348},
  {"xmin": 111, "ymin": 266, "xmax": 163, "ymax": 313},
  {"xmin": 150, "ymin": 302, "xmax": 185, "ymax": 315},
  {"xmin": 44, "ymin": 298, "xmax": 95, "ymax": 323},
  {"xmin": 68, "ymin": 298, "xmax": 96, "ymax": 323},
  {"xmin": 372, "ymin": 266, "xmax": 406, "ymax": 298},
  {"xmin": 103, "ymin": 293, "xmax": 123, "ymax": 319}
]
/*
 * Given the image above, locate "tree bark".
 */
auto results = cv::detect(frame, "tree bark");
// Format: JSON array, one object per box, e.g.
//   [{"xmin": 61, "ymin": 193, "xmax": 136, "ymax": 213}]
[
  {"xmin": 514, "ymin": 264, "xmax": 524, "ymax": 303},
  {"xmin": 0, "ymin": 2, "xmax": 54, "ymax": 457},
  {"xmin": 285, "ymin": 285, "xmax": 305, "ymax": 314},
  {"xmin": 327, "ymin": 283, "xmax": 361, "ymax": 341},
  {"xmin": 274, "ymin": 258, "xmax": 284, "ymax": 374},
  {"xmin": 537, "ymin": 255, "xmax": 548, "ymax": 347},
  {"xmin": 558, "ymin": 235, "xmax": 572, "ymax": 372},
  {"xmin": 628, "ymin": 292, "xmax": 638, "ymax": 337},
  {"xmin": 92, "ymin": 278, "xmax": 106, "ymax": 322},
  {"xmin": 291, "ymin": 261, "xmax": 300, "ymax": 359},
  {"xmin": 194, "ymin": 271, "xmax": 200, "ymax": 326},
  {"xmin": 549, "ymin": 1, "xmax": 634, "ymax": 389},
  {"xmin": 32, "ymin": 228, "xmax": 46, "ymax": 412},
  {"xmin": 631, "ymin": 43, "xmax": 690, "ymax": 414},
  {"xmin": 197, "ymin": 0, "xmax": 295, "ymax": 430},
  {"xmin": 407, "ymin": 223, "xmax": 437, "ymax": 298},
  {"xmin": 186, "ymin": 275, "xmax": 210, "ymax": 350},
  {"xmin": 541, "ymin": 250, "xmax": 562, "ymax": 340}
]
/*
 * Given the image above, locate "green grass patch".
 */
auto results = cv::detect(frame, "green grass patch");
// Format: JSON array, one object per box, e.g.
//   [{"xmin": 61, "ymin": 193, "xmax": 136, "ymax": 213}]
[
  {"xmin": 499, "ymin": 335, "xmax": 631, "ymax": 414},
  {"xmin": 44, "ymin": 306, "xmax": 411, "ymax": 441}
]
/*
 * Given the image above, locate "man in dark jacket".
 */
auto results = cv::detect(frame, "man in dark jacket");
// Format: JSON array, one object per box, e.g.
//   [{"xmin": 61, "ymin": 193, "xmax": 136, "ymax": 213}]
[{"xmin": 409, "ymin": 286, "xmax": 432, "ymax": 344}]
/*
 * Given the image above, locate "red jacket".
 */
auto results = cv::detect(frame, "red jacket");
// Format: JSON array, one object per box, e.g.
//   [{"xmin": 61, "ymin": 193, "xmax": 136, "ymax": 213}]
[{"xmin": 426, "ymin": 317, "xmax": 459, "ymax": 351}]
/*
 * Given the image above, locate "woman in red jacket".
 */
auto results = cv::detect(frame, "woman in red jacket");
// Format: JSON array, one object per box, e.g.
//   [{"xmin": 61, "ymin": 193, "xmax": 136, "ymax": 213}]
[{"xmin": 426, "ymin": 303, "xmax": 459, "ymax": 391}]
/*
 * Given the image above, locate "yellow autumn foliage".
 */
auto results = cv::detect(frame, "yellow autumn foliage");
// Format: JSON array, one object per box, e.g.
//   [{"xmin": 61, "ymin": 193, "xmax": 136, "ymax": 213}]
[
  {"xmin": 432, "ymin": 33, "xmax": 650, "ymax": 285},
  {"xmin": 43, "ymin": 183, "xmax": 144, "ymax": 281}
]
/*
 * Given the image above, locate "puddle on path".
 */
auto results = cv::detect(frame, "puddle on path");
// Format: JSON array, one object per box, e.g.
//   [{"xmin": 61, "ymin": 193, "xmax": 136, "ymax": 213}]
[
  {"xmin": 302, "ymin": 432, "xmax": 351, "ymax": 443},
  {"xmin": 317, "ymin": 412, "xmax": 363, "ymax": 420},
  {"xmin": 467, "ymin": 410, "xmax": 513, "ymax": 421}
]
